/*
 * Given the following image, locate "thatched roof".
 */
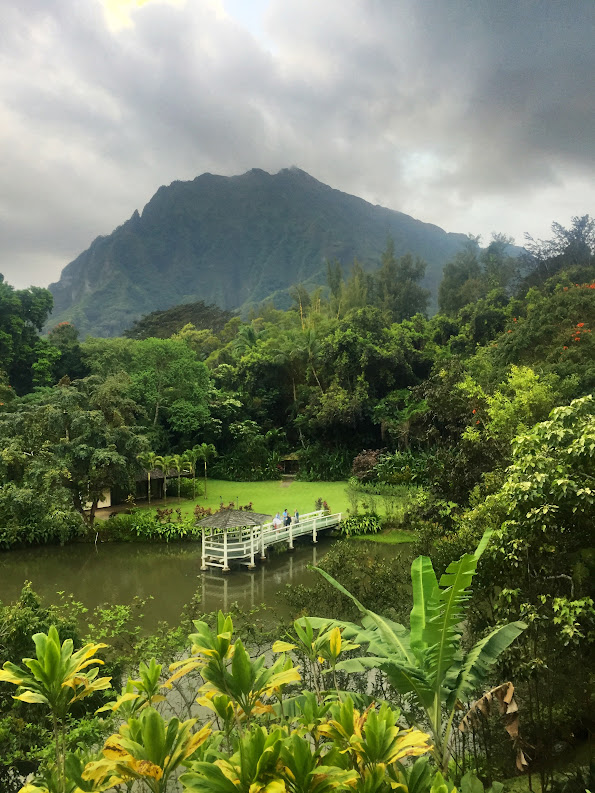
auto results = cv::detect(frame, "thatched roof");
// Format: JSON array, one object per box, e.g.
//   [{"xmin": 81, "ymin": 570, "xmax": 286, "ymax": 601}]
[{"xmin": 195, "ymin": 510, "xmax": 272, "ymax": 530}]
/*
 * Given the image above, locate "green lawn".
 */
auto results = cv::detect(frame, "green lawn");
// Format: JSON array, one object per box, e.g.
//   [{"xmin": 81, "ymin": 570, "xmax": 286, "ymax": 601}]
[
  {"xmin": 135, "ymin": 479, "xmax": 351, "ymax": 519},
  {"xmin": 351, "ymin": 529, "xmax": 416, "ymax": 544}
]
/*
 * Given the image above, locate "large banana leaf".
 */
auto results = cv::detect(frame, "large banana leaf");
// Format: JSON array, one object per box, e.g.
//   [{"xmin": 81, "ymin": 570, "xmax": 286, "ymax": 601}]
[
  {"xmin": 446, "ymin": 622, "xmax": 526, "ymax": 709},
  {"xmin": 309, "ymin": 568, "xmax": 414, "ymax": 665},
  {"xmin": 422, "ymin": 531, "xmax": 492, "ymax": 694},
  {"xmin": 409, "ymin": 556, "xmax": 439, "ymax": 653}
]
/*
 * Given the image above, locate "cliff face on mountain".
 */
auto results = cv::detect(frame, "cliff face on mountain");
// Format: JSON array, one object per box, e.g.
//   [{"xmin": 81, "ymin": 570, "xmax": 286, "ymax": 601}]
[{"xmin": 49, "ymin": 167, "xmax": 470, "ymax": 337}]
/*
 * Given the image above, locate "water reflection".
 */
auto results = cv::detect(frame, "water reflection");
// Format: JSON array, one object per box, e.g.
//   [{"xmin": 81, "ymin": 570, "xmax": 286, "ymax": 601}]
[{"xmin": 0, "ymin": 537, "xmax": 333, "ymax": 627}]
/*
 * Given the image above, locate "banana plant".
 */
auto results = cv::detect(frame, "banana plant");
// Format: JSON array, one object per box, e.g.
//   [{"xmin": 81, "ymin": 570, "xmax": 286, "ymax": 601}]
[
  {"xmin": 96, "ymin": 657, "xmax": 165, "ymax": 718},
  {"xmin": 301, "ymin": 531, "xmax": 526, "ymax": 773},
  {"xmin": 84, "ymin": 706, "xmax": 211, "ymax": 793},
  {"xmin": 0, "ymin": 625, "xmax": 111, "ymax": 793},
  {"xmin": 166, "ymin": 612, "xmax": 301, "ymax": 727}
]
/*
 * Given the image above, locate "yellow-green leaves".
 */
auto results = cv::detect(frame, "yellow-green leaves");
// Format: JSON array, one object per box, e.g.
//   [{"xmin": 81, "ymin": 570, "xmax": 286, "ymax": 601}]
[
  {"xmin": 0, "ymin": 625, "xmax": 110, "ymax": 720},
  {"xmin": 97, "ymin": 658, "xmax": 165, "ymax": 717},
  {"xmin": 166, "ymin": 612, "xmax": 301, "ymax": 726},
  {"xmin": 272, "ymin": 641, "xmax": 297, "ymax": 653},
  {"xmin": 87, "ymin": 707, "xmax": 212, "ymax": 793}
]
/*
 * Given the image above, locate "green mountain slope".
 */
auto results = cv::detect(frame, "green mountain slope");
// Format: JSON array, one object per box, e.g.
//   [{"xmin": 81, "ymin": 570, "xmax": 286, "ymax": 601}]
[{"xmin": 49, "ymin": 167, "xmax": 471, "ymax": 337}]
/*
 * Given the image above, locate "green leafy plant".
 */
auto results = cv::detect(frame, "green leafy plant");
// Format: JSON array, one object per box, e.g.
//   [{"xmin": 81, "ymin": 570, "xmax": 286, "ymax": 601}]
[
  {"xmin": 338, "ymin": 514, "xmax": 382, "ymax": 537},
  {"xmin": 300, "ymin": 531, "xmax": 526, "ymax": 773},
  {"xmin": 0, "ymin": 626, "xmax": 111, "ymax": 793}
]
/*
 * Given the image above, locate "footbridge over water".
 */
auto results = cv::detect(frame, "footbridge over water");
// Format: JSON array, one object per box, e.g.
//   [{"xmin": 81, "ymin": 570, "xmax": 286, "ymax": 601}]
[{"xmin": 200, "ymin": 510, "xmax": 342, "ymax": 572}]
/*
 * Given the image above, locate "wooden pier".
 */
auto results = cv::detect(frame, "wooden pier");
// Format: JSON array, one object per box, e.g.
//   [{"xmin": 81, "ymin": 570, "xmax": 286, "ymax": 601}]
[{"xmin": 200, "ymin": 510, "xmax": 342, "ymax": 572}]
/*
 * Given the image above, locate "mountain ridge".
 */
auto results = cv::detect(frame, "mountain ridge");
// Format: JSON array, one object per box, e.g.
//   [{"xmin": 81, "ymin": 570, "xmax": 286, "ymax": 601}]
[{"xmin": 48, "ymin": 167, "xmax": 472, "ymax": 337}]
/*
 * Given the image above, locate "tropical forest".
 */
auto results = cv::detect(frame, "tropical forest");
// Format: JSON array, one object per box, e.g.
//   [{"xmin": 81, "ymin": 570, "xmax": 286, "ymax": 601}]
[{"xmin": 0, "ymin": 216, "xmax": 594, "ymax": 793}]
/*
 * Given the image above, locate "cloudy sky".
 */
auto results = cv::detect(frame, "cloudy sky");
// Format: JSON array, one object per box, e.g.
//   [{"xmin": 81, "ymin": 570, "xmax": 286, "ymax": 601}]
[{"xmin": 1, "ymin": 0, "xmax": 594, "ymax": 289}]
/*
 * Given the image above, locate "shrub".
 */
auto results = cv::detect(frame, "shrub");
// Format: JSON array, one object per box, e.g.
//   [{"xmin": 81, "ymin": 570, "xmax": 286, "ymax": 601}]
[
  {"xmin": 103, "ymin": 508, "xmax": 200, "ymax": 542},
  {"xmin": 373, "ymin": 449, "xmax": 433, "ymax": 486},
  {"xmin": 351, "ymin": 448, "xmax": 384, "ymax": 481},
  {"xmin": 338, "ymin": 514, "xmax": 382, "ymax": 537},
  {"xmin": 297, "ymin": 444, "xmax": 352, "ymax": 480}
]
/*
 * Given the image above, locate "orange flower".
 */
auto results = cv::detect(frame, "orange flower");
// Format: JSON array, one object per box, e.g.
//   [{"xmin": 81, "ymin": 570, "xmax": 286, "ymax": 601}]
[
  {"xmin": 577, "ymin": 322, "xmax": 585, "ymax": 328},
  {"xmin": 563, "ymin": 346, "xmax": 568, "ymax": 350},
  {"xmin": 472, "ymin": 409, "xmax": 476, "ymax": 414},
  {"xmin": 476, "ymin": 420, "xmax": 480, "ymax": 425},
  {"xmin": 507, "ymin": 329, "xmax": 512, "ymax": 333},
  {"xmin": 513, "ymin": 317, "xmax": 517, "ymax": 322}
]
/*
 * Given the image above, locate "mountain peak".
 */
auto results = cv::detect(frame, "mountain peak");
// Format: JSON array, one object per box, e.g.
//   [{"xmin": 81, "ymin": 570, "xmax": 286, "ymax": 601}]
[{"xmin": 48, "ymin": 168, "xmax": 470, "ymax": 337}]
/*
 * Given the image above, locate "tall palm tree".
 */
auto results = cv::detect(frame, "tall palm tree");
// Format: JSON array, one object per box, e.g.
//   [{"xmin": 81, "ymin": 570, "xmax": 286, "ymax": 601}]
[
  {"xmin": 182, "ymin": 448, "xmax": 201, "ymax": 499},
  {"xmin": 137, "ymin": 451, "xmax": 158, "ymax": 505},
  {"xmin": 231, "ymin": 323, "xmax": 263, "ymax": 357},
  {"xmin": 170, "ymin": 454, "xmax": 185, "ymax": 501},
  {"xmin": 195, "ymin": 443, "xmax": 217, "ymax": 499},
  {"xmin": 154, "ymin": 454, "xmax": 176, "ymax": 503}
]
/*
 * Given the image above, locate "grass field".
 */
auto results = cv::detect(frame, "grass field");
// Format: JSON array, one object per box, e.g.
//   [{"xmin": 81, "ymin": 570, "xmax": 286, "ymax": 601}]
[{"xmin": 131, "ymin": 479, "xmax": 352, "ymax": 519}]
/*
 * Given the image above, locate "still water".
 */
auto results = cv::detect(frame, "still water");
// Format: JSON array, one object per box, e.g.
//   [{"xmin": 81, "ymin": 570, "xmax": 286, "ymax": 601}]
[{"xmin": 0, "ymin": 536, "xmax": 337, "ymax": 627}]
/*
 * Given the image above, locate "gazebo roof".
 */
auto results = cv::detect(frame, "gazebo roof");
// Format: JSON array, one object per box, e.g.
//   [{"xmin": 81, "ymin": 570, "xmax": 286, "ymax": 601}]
[{"xmin": 195, "ymin": 510, "xmax": 272, "ymax": 530}]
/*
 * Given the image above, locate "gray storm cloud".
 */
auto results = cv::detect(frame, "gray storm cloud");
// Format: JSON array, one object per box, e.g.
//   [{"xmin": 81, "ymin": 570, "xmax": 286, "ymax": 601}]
[{"xmin": 0, "ymin": 0, "xmax": 593, "ymax": 288}]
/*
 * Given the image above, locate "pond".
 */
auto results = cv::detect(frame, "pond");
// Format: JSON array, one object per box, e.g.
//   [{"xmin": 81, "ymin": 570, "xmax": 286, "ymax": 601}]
[{"xmin": 0, "ymin": 536, "xmax": 339, "ymax": 627}]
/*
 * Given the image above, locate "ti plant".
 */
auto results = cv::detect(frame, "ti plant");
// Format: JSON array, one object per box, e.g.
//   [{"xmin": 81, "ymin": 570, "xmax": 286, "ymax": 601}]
[
  {"xmin": 84, "ymin": 706, "xmax": 211, "ymax": 793},
  {"xmin": 181, "ymin": 696, "xmax": 432, "ymax": 793},
  {"xmin": 165, "ymin": 611, "xmax": 301, "ymax": 728},
  {"xmin": 96, "ymin": 657, "xmax": 166, "ymax": 718},
  {"xmin": 273, "ymin": 619, "xmax": 360, "ymax": 701},
  {"xmin": 0, "ymin": 625, "xmax": 111, "ymax": 793},
  {"xmin": 300, "ymin": 531, "xmax": 526, "ymax": 773}
]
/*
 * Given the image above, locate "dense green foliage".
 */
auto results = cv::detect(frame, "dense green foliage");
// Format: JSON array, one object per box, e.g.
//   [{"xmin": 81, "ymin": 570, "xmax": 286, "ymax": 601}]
[
  {"xmin": 0, "ymin": 214, "xmax": 594, "ymax": 790},
  {"xmin": 48, "ymin": 167, "xmax": 471, "ymax": 337},
  {"xmin": 1, "ymin": 536, "xmax": 521, "ymax": 793},
  {"xmin": 123, "ymin": 301, "xmax": 234, "ymax": 340}
]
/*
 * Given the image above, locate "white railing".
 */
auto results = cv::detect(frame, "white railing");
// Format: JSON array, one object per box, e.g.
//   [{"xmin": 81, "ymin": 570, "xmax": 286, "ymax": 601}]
[{"xmin": 200, "ymin": 511, "xmax": 342, "ymax": 571}]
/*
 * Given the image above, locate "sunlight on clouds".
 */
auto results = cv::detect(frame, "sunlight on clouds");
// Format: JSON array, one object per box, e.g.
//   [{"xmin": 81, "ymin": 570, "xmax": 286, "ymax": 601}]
[{"xmin": 100, "ymin": 0, "xmax": 187, "ymax": 32}]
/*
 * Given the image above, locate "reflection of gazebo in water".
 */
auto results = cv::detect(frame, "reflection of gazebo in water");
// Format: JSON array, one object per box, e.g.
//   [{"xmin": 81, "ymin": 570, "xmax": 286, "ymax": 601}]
[{"xmin": 196, "ymin": 508, "xmax": 343, "ymax": 573}]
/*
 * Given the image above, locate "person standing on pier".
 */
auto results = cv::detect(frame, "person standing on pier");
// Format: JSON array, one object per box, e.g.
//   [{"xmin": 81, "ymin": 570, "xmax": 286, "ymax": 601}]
[{"xmin": 294, "ymin": 508, "xmax": 299, "ymax": 524}]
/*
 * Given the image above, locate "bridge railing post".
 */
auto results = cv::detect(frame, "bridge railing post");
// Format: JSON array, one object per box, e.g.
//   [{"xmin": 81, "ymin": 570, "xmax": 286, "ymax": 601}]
[
  {"xmin": 222, "ymin": 529, "xmax": 230, "ymax": 573},
  {"xmin": 288, "ymin": 520, "xmax": 294, "ymax": 550},
  {"xmin": 312, "ymin": 517, "xmax": 317, "ymax": 544},
  {"xmin": 248, "ymin": 525, "xmax": 256, "ymax": 569},
  {"xmin": 201, "ymin": 529, "xmax": 207, "ymax": 570},
  {"xmin": 260, "ymin": 524, "xmax": 267, "ymax": 561}
]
